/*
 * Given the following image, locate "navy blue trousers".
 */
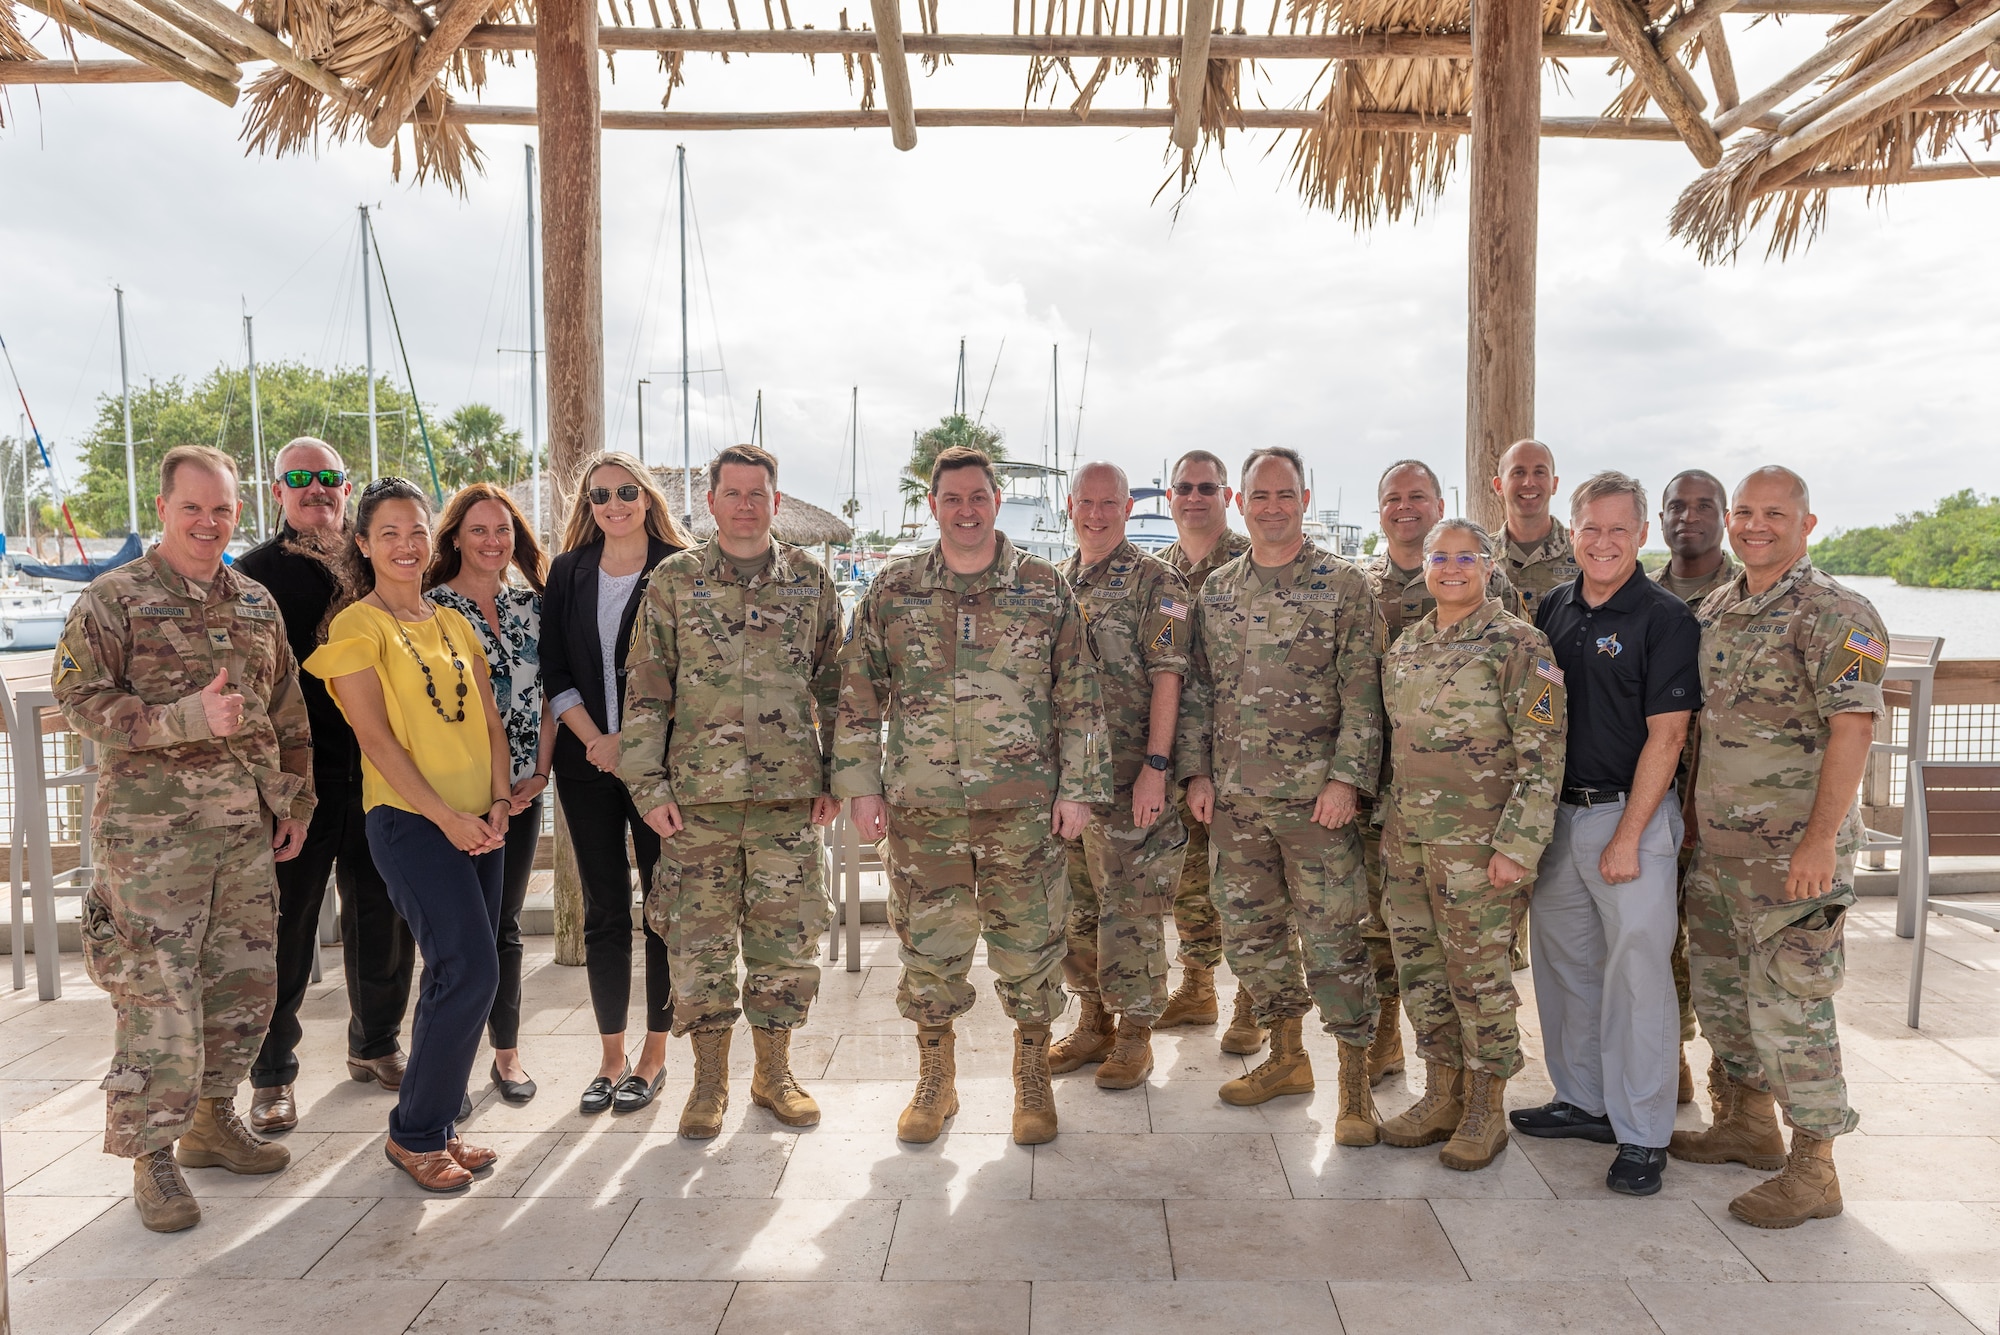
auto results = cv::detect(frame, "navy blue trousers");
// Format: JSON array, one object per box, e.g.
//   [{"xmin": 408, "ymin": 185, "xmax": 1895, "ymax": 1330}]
[{"xmin": 366, "ymin": 806, "xmax": 503, "ymax": 1153}]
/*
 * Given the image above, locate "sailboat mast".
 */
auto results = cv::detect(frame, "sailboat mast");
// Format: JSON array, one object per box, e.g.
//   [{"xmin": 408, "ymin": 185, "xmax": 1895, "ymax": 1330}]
[
  {"xmin": 526, "ymin": 145, "xmax": 543, "ymax": 535},
  {"xmin": 849, "ymin": 386, "xmax": 858, "ymax": 520},
  {"xmin": 1050, "ymin": 344, "xmax": 1059, "ymax": 473},
  {"xmin": 245, "ymin": 310, "xmax": 268, "ymax": 539},
  {"xmin": 678, "ymin": 142, "xmax": 691, "ymax": 528},
  {"xmin": 637, "ymin": 379, "xmax": 648, "ymax": 465},
  {"xmin": 359, "ymin": 206, "xmax": 380, "ymax": 481},
  {"xmin": 116, "ymin": 285, "xmax": 138, "ymax": 536}
]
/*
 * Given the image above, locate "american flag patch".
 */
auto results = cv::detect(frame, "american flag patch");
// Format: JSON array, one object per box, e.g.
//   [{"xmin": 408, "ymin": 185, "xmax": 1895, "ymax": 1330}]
[
  {"xmin": 1845, "ymin": 629, "xmax": 1887, "ymax": 663},
  {"xmin": 1159, "ymin": 597, "xmax": 1190, "ymax": 621},
  {"xmin": 1535, "ymin": 658, "xmax": 1565, "ymax": 685}
]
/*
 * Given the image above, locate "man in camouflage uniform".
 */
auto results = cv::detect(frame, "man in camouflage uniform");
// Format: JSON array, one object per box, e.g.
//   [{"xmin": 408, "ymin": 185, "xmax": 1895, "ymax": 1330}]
[
  {"xmin": 1047, "ymin": 462, "xmax": 1191, "ymax": 1091},
  {"xmin": 1183, "ymin": 447, "xmax": 1386, "ymax": 1145},
  {"xmin": 1669, "ymin": 466, "xmax": 1884, "ymax": 1230},
  {"xmin": 1355, "ymin": 460, "xmax": 1522, "ymax": 1088},
  {"xmin": 1156, "ymin": 450, "xmax": 1255, "ymax": 1050},
  {"xmin": 835, "ymin": 446, "xmax": 1109, "ymax": 1147},
  {"xmin": 1652, "ymin": 468, "xmax": 1740, "ymax": 1105},
  {"xmin": 54, "ymin": 445, "xmax": 313, "ymax": 1233},
  {"xmin": 620, "ymin": 444, "xmax": 843, "ymax": 1140},
  {"xmin": 1377, "ymin": 517, "xmax": 1565, "ymax": 1171}
]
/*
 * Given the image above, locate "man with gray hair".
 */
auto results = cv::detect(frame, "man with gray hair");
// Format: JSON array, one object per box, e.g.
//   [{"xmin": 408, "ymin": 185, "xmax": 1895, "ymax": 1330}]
[{"xmin": 1510, "ymin": 471, "xmax": 1702, "ymax": 1197}]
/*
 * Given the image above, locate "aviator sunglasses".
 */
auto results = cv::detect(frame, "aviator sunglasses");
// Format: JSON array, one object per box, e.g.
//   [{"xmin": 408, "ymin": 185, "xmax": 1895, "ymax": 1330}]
[
  {"xmin": 588, "ymin": 484, "xmax": 643, "ymax": 505},
  {"xmin": 283, "ymin": 469, "xmax": 347, "ymax": 489}
]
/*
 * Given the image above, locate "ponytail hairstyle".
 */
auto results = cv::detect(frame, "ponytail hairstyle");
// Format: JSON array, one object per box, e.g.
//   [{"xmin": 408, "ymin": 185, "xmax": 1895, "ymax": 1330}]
[{"xmin": 335, "ymin": 476, "xmax": 432, "ymax": 611}]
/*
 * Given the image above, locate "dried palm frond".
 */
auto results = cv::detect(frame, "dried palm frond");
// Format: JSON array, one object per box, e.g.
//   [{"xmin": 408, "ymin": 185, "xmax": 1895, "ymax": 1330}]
[
  {"xmin": 1165, "ymin": 54, "xmax": 1245, "ymax": 191},
  {"xmin": 1, "ymin": 0, "xmax": 43, "ymax": 61}
]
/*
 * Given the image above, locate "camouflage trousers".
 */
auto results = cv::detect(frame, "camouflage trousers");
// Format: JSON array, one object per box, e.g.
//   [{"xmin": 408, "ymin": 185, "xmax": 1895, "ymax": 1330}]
[
  {"xmin": 81, "ymin": 820, "xmax": 278, "ymax": 1158},
  {"xmin": 1357, "ymin": 814, "xmax": 1402, "ymax": 998},
  {"xmin": 884, "ymin": 804, "xmax": 1069, "ymax": 1026},
  {"xmin": 650, "ymin": 799, "xmax": 831, "ymax": 1036},
  {"xmin": 1685, "ymin": 848, "xmax": 1859, "ymax": 1138},
  {"xmin": 1381, "ymin": 838, "xmax": 1524, "ymax": 1077},
  {"xmin": 1210, "ymin": 795, "xmax": 1377, "ymax": 1047},
  {"xmin": 1062, "ymin": 791, "xmax": 1188, "ymax": 1023},
  {"xmin": 1171, "ymin": 785, "xmax": 1223, "ymax": 970}
]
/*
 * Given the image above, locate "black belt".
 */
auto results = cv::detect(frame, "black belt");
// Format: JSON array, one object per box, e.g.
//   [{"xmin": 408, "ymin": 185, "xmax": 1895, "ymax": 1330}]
[{"xmin": 1562, "ymin": 786, "xmax": 1628, "ymax": 807}]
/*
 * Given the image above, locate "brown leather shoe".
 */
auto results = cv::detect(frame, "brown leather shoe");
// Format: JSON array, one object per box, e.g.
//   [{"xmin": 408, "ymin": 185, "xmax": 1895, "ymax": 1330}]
[
  {"xmin": 249, "ymin": 1084, "xmax": 298, "ymax": 1134},
  {"xmin": 348, "ymin": 1051, "xmax": 407, "ymax": 1090},
  {"xmin": 384, "ymin": 1136, "xmax": 473, "ymax": 1192},
  {"xmin": 445, "ymin": 1137, "xmax": 498, "ymax": 1173}
]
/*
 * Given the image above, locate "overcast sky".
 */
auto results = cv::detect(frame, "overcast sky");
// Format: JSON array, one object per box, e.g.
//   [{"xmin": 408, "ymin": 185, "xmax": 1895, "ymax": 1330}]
[{"xmin": 2, "ymin": 8, "xmax": 1995, "ymax": 541}]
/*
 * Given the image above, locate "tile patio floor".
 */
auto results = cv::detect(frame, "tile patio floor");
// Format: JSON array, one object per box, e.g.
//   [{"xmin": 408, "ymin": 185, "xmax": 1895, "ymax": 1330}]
[{"xmin": 4, "ymin": 894, "xmax": 1997, "ymax": 1333}]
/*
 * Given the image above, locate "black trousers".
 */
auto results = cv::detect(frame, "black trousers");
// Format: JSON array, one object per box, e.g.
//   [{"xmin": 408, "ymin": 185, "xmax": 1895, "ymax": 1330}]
[
  {"xmin": 251, "ymin": 783, "xmax": 415, "ymax": 1089},
  {"xmin": 557, "ymin": 770, "xmax": 672, "ymax": 1035},
  {"xmin": 488, "ymin": 797, "xmax": 544, "ymax": 1050}
]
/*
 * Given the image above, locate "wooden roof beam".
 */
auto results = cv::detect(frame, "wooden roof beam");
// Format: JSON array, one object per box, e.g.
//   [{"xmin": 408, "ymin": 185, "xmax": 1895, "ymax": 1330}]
[
  {"xmin": 1714, "ymin": 0, "xmax": 1938, "ymax": 135},
  {"xmin": 170, "ymin": 0, "xmax": 354, "ymax": 105},
  {"xmin": 1761, "ymin": 159, "xmax": 2000, "ymax": 188},
  {"xmin": 1588, "ymin": 0, "xmax": 1723, "ymax": 165},
  {"xmin": 0, "ymin": 57, "xmax": 177, "ymax": 80},
  {"xmin": 365, "ymin": 0, "xmax": 500, "ymax": 146},
  {"xmin": 12, "ymin": 0, "xmax": 237, "ymax": 102},
  {"xmin": 1171, "ymin": 0, "xmax": 1216, "ymax": 150},
  {"xmin": 868, "ymin": 0, "xmax": 918, "ymax": 150},
  {"xmin": 368, "ymin": 0, "xmax": 434, "ymax": 35},
  {"xmin": 1771, "ymin": 0, "xmax": 2000, "ymax": 137},
  {"xmin": 77, "ymin": 0, "xmax": 238, "ymax": 80}
]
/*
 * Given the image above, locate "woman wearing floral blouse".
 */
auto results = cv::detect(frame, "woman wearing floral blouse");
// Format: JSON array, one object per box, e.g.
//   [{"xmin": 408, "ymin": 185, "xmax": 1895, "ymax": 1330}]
[{"xmin": 426, "ymin": 483, "xmax": 555, "ymax": 1104}]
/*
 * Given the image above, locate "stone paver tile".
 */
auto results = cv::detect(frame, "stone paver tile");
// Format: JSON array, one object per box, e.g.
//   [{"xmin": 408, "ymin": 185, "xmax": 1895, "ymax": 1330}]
[
  {"xmin": 5, "ymin": 1195, "xmax": 120, "ymax": 1273},
  {"xmin": 1845, "ymin": 1083, "xmax": 2000, "ymax": 1136},
  {"xmin": 3, "ymin": 1276, "xmax": 152, "ymax": 1334},
  {"xmin": 1511, "ymin": 1134, "xmax": 1763, "ymax": 1203},
  {"xmin": 1632, "ymin": 1280, "xmax": 1982, "ymax": 1333},
  {"xmin": 809, "ymin": 1078, "xmax": 1152, "ymax": 1136},
  {"xmin": 0, "ymin": 1034, "xmax": 112, "ymax": 1081},
  {"xmin": 1432, "ymin": 1199, "xmax": 1758, "ymax": 1281},
  {"xmin": 1034, "ymin": 1280, "xmax": 1338, "ymax": 1334},
  {"xmin": 886, "ymin": 1199, "xmax": 1171, "ymax": 1281},
  {"xmin": 1834, "ymin": 1134, "xmax": 2000, "ymax": 1201},
  {"xmin": 1843, "ymin": 1033, "xmax": 1996, "ymax": 1085},
  {"xmin": 519, "ymin": 1130, "xmax": 794, "ymax": 1199},
  {"xmin": 1278, "ymin": 1134, "xmax": 1554, "ymax": 1200},
  {"xmin": 1700, "ymin": 1199, "xmax": 2000, "ymax": 1282},
  {"xmin": 408, "ymin": 1279, "xmax": 735, "ymax": 1333},
  {"xmin": 0, "ymin": 1028, "xmax": 60, "ymax": 1070},
  {"xmin": 473, "ymin": 1080, "xmax": 757, "ymax": 1138},
  {"xmin": 0, "ymin": 1078, "xmax": 95, "ymax": 1130},
  {"xmin": 1933, "ymin": 1282, "xmax": 2000, "ymax": 1332},
  {"xmin": 824, "ymin": 1033, "xmax": 1016, "ymax": 1081},
  {"xmin": 596, "ymin": 1197, "xmax": 896, "ymax": 1281},
  {"xmin": 1, "ymin": 1128, "xmax": 93, "ymax": 1182},
  {"xmin": 27, "ymin": 1195, "xmax": 372, "ymax": 1278},
  {"xmin": 308, "ymin": 1196, "xmax": 638, "ymax": 1281},
  {"xmin": 722, "ymin": 1280, "xmax": 1030, "ymax": 1334},
  {"xmin": 1330, "ymin": 1281, "xmax": 1661, "ymax": 1333},
  {"xmin": 95, "ymin": 1277, "xmax": 442, "ymax": 1333},
  {"xmin": 1031, "ymin": 1132, "xmax": 1290, "ymax": 1200},
  {"xmin": 775, "ymin": 1131, "xmax": 1029, "ymax": 1200},
  {"xmin": 8, "ymin": 1133, "xmax": 329, "ymax": 1199},
  {"xmin": 267, "ymin": 1131, "xmax": 557, "ymax": 1198},
  {"xmin": 1167, "ymin": 1199, "xmax": 1461, "ymax": 1282}
]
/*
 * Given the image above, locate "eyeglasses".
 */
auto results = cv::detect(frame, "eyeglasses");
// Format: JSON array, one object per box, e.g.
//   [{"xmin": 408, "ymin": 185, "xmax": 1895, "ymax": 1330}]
[
  {"xmin": 1172, "ymin": 482, "xmax": 1222, "ymax": 497},
  {"xmin": 283, "ymin": 469, "xmax": 346, "ymax": 489},
  {"xmin": 588, "ymin": 484, "xmax": 642, "ymax": 505},
  {"xmin": 1425, "ymin": 553, "xmax": 1486, "ymax": 569}
]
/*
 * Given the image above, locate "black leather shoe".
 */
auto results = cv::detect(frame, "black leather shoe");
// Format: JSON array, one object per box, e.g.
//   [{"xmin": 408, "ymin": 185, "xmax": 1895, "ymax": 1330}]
[
  {"xmin": 612, "ymin": 1067, "xmax": 668, "ymax": 1114},
  {"xmin": 580, "ymin": 1066, "xmax": 628, "ymax": 1116},
  {"xmin": 1508, "ymin": 1100, "xmax": 1617, "ymax": 1143},
  {"xmin": 1607, "ymin": 1143, "xmax": 1668, "ymax": 1196},
  {"xmin": 492, "ymin": 1061, "xmax": 538, "ymax": 1104}
]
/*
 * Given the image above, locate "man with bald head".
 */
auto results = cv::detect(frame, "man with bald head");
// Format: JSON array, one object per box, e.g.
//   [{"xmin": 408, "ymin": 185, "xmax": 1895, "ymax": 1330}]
[
  {"xmin": 1492, "ymin": 440, "xmax": 1579, "ymax": 620},
  {"xmin": 236, "ymin": 439, "xmax": 414, "ymax": 1132},
  {"xmin": 1670, "ymin": 466, "xmax": 1885, "ymax": 1230},
  {"xmin": 1047, "ymin": 462, "xmax": 1193, "ymax": 1090}
]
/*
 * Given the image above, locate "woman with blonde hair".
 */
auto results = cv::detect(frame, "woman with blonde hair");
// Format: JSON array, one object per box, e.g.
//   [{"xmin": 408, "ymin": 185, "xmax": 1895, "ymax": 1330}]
[
  {"xmin": 541, "ymin": 452, "xmax": 692, "ymax": 1114},
  {"xmin": 426, "ymin": 482, "xmax": 554, "ymax": 1103}
]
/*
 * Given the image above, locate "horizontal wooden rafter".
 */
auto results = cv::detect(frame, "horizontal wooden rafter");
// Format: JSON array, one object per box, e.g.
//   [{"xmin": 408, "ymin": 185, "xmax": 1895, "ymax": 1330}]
[{"xmin": 1762, "ymin": 159, "xmax": 2000, "ymax": 187}]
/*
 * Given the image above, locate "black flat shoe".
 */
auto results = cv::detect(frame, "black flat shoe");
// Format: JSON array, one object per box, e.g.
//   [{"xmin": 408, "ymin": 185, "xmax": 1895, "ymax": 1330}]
[
  {"xmin": 1508, "ymin": 1100, "xmax": 1617, "ymax": 1143},
  {"xmin": 612, "ymin": 1067, "xmax": 668, "ymax": 1114},
  {"xmin": 1607, "ymin": 1143, "xmax": 1667, "ymax": 1196},
  {"xmin": 491, "ymin": 1061, "xmax": 538, "ymax": 1104},
  {"xmin": 580, "ymin": 1066, "xmax": 628, "ymax": 1116}
]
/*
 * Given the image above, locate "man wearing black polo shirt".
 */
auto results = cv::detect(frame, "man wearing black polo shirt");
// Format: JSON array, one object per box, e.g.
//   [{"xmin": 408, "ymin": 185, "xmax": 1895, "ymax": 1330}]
[{"xmin": 1511, "ymin": 471, "xmax": 1701, "ymax": 1196}]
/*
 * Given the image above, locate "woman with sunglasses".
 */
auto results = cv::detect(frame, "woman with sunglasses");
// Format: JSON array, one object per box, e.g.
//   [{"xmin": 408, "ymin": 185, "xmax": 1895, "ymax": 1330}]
[
  {"xmin": 425, "ymin": 483, "xmax": 554, "ymax": 1104},
  {"xmin": 1375, "ymin": 517, "xmax": 1566, "ymax": 1172},
  {"xmin": 306, "ymin": 478, "xmax": 510, "ymax": 1191},
  {"xmin": 542, "ymin": 452, "xmax": 691, "ymax": 1114}
]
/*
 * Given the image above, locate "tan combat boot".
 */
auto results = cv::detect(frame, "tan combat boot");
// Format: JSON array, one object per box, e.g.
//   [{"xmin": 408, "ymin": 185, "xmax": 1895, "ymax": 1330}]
[
  {"xmin": 897, "ymin": 1023, "xmax": 959, "ymax": 1143},
  {"xmin": 1677, "ymin": 1045, "xmax": 1695, "ymax": 1105},
  {"xmin": 134, "ymin": 1147, "xmax": 201, "ymax": 1232},
  {"xmin": 1728, "ymin": 1129, "xmax": 1843, "ymax": 1229},
  {"xmin": 1012, "ymin": 1023, "xmax": 1060, "ymax": 1145},
  {"xmin": 1381, "ymin": 1060, "xmax": 1465, "ymax": 1148},
  {"xmin": 1096, "ymin": 1020, "xmax": 1154, "ymax": 1090},
  {"xmin": 1367, "ymin": 995, "xmax": 1406, "ymax": 1086},
  {"xmin": 1219, "ymin": 989, "xmax": 1267, "ymax": 1056},
  {"xmin": 1668, "ymin": 1066, "xmax": 1786, "ymax": 1171},
  {"xmin": 1049, "ymin": 991, "xmax": 1116, "ymax": 1073},
  {"xmin": 1334, "ymin": 1039, "xmax": 1383, "ymax": 1146},
  {"xmin": 749, "ymin": 1026, "xmax": 820, "ymax": 1127},
  {"xmin": 175, "ymin": 1096, "xmax": 290, "ymax": 1175},
  {"xmin": 1439, "ymin": 1070, "xmax": 1509, "ymax": 1171},
  {"xmin": 1219, "ymin": 1015, "xmax": 1314, "ymax": 1106},
  {"xmin": 1157, "ymin": 959, "xmax": 1219, "ymax": 1028},
  {"xmin": 678, "ymin": 1027, "xmax": 732, "ymax": 1140}
]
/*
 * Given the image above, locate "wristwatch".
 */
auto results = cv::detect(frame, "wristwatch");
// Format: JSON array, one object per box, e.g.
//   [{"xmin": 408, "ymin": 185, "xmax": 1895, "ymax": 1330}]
[{"xmin": 1145, "ymin": 754, "xmax": 1172, "ymax": 772}]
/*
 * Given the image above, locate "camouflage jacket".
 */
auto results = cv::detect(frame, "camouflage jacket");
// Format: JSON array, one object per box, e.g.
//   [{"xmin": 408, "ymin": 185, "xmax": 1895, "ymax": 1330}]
[
  {"xmin": 1693, "ymin": 554, "xmax": 1887, "ymax": 865},
  {"xmin": 617, "ymin": 538, "xmax": 843, "ymax": 811},
  {"xmin": 1182, "ymin": 540, "xmax": 1385, "ymax": 800},
  {"xmin": 1383, "ymin": 598, "xmax": 1566, "ymax": 872},
  {"xmin": 52, "ymin": 547, "xmax": 314, "ymax": 835},
  {"xmin": 1159, "ymin": 530, "xmax": 1251, "ymax": 596},
  {"xmin": 1058, "ymin": 539, "xmax": 1192, "ymax": 790},
  {"xmin": 1358, "ymin": 551, "xmax": 1523, "ymax": 646},
  {"xmin": 1503, "ymin": 519, "xmax": 1581, "ymax": 621},
  {"xmin": 1653, "ymin": 551, "xmax": 1740, "ymax": 607},
  {"xmin": 833, "ymin": 533, "xmax": 1110, "ymax": 810}
]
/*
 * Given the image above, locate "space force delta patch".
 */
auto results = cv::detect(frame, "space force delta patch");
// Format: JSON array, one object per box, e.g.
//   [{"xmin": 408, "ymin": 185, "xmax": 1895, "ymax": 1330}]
[
  {"xmin": 1528, "ymin": 683, "xmax": 1557, "ymax": 725},
  {"xmin": 1151, "ymin": 623, "xmax": 1176, "ymax": 652}
]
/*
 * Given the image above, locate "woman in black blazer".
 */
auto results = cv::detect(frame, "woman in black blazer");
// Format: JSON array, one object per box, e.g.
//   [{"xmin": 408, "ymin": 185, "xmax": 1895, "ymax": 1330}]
[{"xmin": 541, "ymin": 451, "xmax": 691, "ymax": 1115}]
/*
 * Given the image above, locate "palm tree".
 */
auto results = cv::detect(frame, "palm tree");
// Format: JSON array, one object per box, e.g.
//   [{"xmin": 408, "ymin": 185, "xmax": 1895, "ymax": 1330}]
[
  {"xmin": 439, "ymin": 404, "xmax": 527, "ymax": 489},
  {"xmin": 900, "ymin": 414, "xmax": 1006, "ymax": 507}
]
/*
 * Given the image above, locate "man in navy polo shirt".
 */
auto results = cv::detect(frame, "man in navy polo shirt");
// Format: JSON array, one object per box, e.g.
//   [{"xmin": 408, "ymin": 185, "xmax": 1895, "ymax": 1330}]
[{"xmin": 1510, "ymin": 471, "xmax": 1702, "ymax": 1196}]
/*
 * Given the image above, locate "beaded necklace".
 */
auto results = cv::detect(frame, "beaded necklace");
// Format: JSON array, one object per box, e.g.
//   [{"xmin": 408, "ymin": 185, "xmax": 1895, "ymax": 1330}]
[{"xmin": 371, "ymin": 595, "xmax": 468, "ymax": 723}]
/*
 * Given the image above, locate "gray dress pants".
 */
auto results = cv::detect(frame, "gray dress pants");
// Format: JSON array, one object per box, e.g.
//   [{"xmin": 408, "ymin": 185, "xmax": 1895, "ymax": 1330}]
[{"xmin": 1530, "ymin": 797, "xmax": 1682, "ymax": 1148}]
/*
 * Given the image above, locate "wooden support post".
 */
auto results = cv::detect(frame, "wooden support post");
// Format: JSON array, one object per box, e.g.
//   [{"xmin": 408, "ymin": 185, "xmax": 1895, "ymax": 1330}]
[
  {"xmin": 1589, "ymin": 0, "xmax": 1723, "ymax": 165},
  {"xmin": 1466, "ymin": 0, "xmax": 1539, "ymax": 530},
  {"xmin": 868, "ymin": 0, "xmax": 919, "ymax": 148},
  {"xmin": 1171, "ymin": 0, "xmax": 1216, "ymax": 149}
]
